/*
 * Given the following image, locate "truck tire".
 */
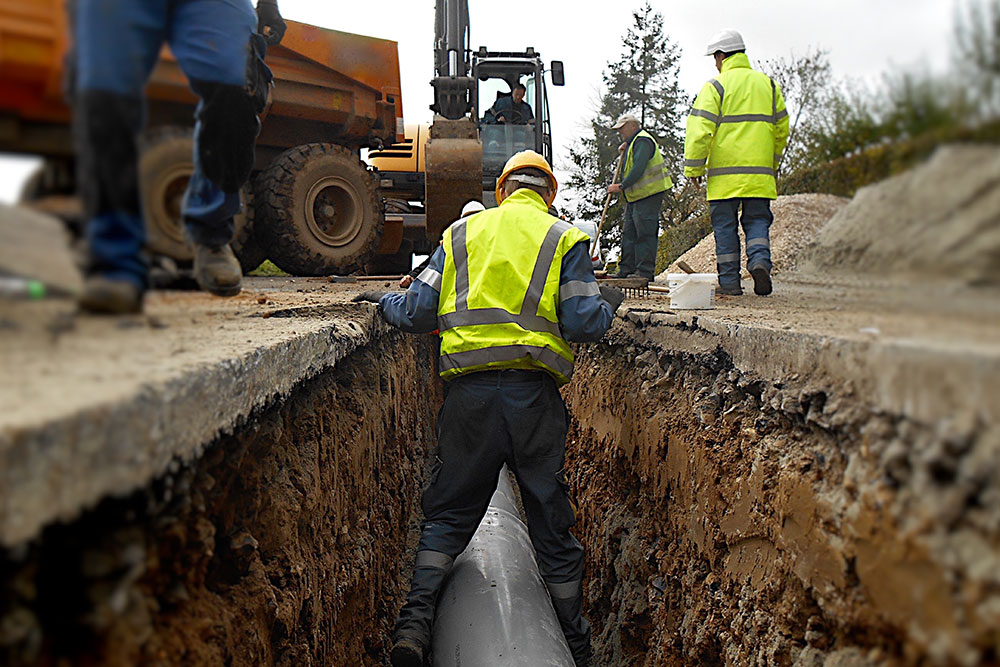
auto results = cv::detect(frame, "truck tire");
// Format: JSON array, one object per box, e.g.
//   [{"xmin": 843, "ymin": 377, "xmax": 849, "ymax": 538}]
[
  {"xmin": 139, "ymin": 128, "xmax": 258, "ymax": 271},
  {"xmin": 254, "ymin": 143, "xmax": 380, "ymax": 276}
]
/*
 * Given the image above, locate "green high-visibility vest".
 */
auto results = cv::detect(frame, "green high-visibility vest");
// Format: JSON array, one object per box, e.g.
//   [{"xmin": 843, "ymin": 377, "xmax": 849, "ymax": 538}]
[
  {"xmin": 623, "ymin": 129, "xmax": 673, "ymax": 203},
  {"xmin": 438, "ymin": 188, "xmax": 591, "ymax": 385},
  {"xmin": 683, "ymin": 53, "xmax": 790, "ymax": 200}
]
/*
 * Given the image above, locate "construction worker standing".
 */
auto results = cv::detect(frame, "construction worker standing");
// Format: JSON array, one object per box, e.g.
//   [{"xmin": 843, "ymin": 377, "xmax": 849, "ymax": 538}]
[
  {"xmin": 71, "ymin": 0, "xmax": 285, "ymax": 313},
  {"xmin": 684, "ymin": 29, "xmax": 789, "ymax": 296},
  {"xmin": 607, "ymin": 114, "xmax": 673, "ymax": 280},
  {"xmin": 353, "ymin": 151, "xmax": 624, "ymax": 667}
]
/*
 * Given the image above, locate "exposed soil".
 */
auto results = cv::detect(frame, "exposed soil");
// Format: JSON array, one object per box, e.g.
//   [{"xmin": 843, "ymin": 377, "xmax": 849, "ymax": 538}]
[
  {"xmin": 0, "ymin": 330, "xmax": 440, "ymax": 666},
  {"xmin": 563, "ymin": 312, "xmax": 999, "ymax": 666}
]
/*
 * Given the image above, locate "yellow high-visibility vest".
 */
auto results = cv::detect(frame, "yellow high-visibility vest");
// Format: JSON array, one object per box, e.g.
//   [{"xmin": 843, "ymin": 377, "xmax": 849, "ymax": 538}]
[
  {"xmin": 438, "ymin": 188, "xmax": 591, "ymax": 385},
  {"xmin": 623, "ymin": 129, "xmax": 673, "ymax": 203},
  {"xmin": 684, "ymin": 53, "xmax": 790, "ymax": 200}
]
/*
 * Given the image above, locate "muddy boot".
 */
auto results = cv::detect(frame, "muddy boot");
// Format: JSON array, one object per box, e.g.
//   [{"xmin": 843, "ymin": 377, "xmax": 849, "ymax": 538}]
[
  {"xmin": 78, "ymin": 276, "xmax": 143, "ymax": 314},
  {"xmin": 389, "ymin": 637, "xmax": 424, "ymax": 667},
  {"xmin": 750, "ymin": 265, "xmax": 772, "ymax": 296},
  {"xmin": 191, "ymin": 242, "xmax": 242, "ymax": 297},
  {"xmin": 391, "ymin": 558, "xmax": 452, "ymax": 664},
  {"xmin": 549, "ymin": 590, "xmax": 592, "ymax": 667}
]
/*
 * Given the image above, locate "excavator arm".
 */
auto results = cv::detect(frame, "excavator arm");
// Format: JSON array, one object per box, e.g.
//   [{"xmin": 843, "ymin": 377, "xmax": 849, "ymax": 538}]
[{"xmin": 424, "ymin": 0, "xmax": 483, "ymax": 240}]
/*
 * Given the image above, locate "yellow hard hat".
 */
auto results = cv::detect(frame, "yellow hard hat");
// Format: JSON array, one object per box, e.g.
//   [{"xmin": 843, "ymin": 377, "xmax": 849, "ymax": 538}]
[{"xmin": 495, "ymin": 150, "xmax": 558, "ymax": 206}]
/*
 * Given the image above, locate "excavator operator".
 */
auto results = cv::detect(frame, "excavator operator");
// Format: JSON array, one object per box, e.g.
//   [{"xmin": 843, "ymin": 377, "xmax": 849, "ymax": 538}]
[{"xmin": 483, "ymin": 82, "xmax": 535, "ymax": 124}]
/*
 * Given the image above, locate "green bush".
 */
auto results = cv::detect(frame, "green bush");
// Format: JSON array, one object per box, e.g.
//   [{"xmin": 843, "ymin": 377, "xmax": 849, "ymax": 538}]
[
  {"xmin": 655, "ymin": 211, "xmax": 712, "ymax": 275},
  {"xmin": 781, "ymin": 119, "xmax": 1000, "ymax": 197}
]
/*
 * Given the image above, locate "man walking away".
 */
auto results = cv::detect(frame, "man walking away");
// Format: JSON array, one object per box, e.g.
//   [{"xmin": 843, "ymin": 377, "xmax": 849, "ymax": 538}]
[
  {"xmin": 607, "ymin": 114, "xmax": 673, "ymax": 280},
  {"xmin": 684, "ymin": 29, "xmax": 789, "ymax": 296},
  {"xmin": 353, "ymin": 151, "xmax": 624, "ymax": 667},
  {"xmin": 72, "ymin": 0, "xmax": 285, "ymax": 313}
]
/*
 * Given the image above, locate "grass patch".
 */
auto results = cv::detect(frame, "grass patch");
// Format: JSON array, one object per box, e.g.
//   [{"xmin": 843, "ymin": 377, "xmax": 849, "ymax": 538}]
[{"xmin": 248, "ymin": 260, "xmax": 289, "ymax": 277}]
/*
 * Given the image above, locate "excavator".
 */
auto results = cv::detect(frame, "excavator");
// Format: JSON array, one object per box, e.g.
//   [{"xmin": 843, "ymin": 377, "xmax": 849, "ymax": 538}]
[{"xmin": 369, "ymin": 0, "xmax": 565, "ymax": 271}]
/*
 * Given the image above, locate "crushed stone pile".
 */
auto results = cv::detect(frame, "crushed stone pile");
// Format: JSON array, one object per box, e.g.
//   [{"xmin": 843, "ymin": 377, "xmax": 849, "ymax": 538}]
[
  {"xmin": 799, "ymin": 144, "xmax": 1000, "ymax": 287},
  {"xmin": 656, "ymin": 193, "xmax": 847, "ymax": 281}
]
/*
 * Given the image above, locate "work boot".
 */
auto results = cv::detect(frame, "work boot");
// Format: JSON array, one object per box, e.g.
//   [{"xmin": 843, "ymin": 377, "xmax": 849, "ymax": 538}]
[
  {"xmin": 550, "ymin": 592, "xmax": 592, "ymax": 667},
  {"xmin": 392, "ymin": 560, "xmax": 452, "ymax": 662},
  {"xmin": 389, "ymin": 637, "xmax": 424, "ymax": 667},
  {"xmin": 750, "ymin": 265, "xmax": 772, "ymax": 296},
  {"xmin": 716, "ymin": 284, "xmax": 743, "ymax": 296},
  {"xmin": 78, "ymin": 276, "xmax": 143, "ymax": 314},
  {"xmin": 191, "ymin": 242, "xmax": 242, "ymax": 297}
]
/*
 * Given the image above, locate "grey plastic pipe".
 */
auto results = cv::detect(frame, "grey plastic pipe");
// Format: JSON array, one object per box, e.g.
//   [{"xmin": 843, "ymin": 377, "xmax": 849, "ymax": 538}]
[{"xmin": 431, "ymin": 469, "xmax": 575, "ymax": 666}]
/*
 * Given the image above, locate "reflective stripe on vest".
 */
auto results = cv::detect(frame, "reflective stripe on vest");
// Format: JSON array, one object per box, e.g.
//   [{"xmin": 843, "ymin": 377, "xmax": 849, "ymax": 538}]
[
  {"xmin": 623, "ymin": 129, "xmax": 673, "ymax": 203},
  {"xmin": 437, "ymin": 190, "xmax": 591, "ymax": 385}
]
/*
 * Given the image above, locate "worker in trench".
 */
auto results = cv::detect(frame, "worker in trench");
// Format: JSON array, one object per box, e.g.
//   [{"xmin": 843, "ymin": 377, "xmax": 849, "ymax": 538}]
[
  {"xmin": 70, "ymin": 0, "xmax": 286, "ymax": 314},
  {"xmin": 353, "ymin": 151, "xmax": 625, "ymax": 667},
  {"xmin": 684, "ymin": 29, "xmax": 790, "ymax": 296}
]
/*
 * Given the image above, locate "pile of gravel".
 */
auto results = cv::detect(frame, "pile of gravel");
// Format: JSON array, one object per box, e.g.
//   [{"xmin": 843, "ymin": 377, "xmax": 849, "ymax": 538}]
[{"xmin": 655, "ymin": 193, "xmax": 847, "ymax": 281}]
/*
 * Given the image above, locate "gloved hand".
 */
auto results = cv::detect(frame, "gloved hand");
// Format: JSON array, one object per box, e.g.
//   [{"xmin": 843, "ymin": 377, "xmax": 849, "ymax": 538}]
[
  {"xmin": 599, "ymin": 285, "xmax": 625, "ymax": 313},
  {"xmin": 352, "ymin": 290, "xmax": 387, "ymax": 304},
  {"xmin": 256, "ymin": 0, "xmax": 286, "ymax": 46}
]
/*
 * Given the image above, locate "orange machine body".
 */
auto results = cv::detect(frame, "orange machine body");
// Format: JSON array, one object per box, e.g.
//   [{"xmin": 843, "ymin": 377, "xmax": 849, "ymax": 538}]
[{"xmin": 0, "ymin": 0, "xmax": 404, "ymax": 160}]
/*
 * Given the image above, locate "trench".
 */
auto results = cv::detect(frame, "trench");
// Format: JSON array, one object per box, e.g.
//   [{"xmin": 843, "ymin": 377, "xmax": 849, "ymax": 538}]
[{"xmin": 1, "ymin": 312, "xmax": 997, "ymax": 666}]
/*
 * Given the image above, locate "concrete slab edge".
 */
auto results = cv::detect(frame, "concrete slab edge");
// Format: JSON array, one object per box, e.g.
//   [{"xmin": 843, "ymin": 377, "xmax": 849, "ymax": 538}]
[{"xmin": 0, "ymin": 311, "xmax": 389, "ymax": 548}]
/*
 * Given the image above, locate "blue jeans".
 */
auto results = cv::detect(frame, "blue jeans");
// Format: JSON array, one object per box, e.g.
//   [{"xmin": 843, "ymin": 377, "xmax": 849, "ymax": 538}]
[
  {"xmin": 709, "ymin": 198, "xmax": 773, "ymax": 290},
  {"xmin": 618, "ymin": 191, "xmax": 663, "ymax": 279},
  {"xmin": 74, "ymin": 0, "xmax": 255, "ymax": 288}
]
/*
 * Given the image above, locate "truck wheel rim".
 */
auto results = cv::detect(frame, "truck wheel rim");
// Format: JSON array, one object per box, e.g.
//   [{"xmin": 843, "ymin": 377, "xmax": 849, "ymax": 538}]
[
  {"xmin": 152, "ymin": 163, "xmax": 192, "ymax": 244},
  {"xmin": 305, "ymin": 176, "xmax": 363, "ymax": 247}
]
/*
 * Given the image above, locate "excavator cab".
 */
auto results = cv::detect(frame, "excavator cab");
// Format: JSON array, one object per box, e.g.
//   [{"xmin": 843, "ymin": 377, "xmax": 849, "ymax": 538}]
[
  {"xmin": 368, "ymin": 0, "xmax": 565, "ymax": 267},
  {"xmin": 472, "ymin": 49, "xmax": 562, "ymax": 201}
]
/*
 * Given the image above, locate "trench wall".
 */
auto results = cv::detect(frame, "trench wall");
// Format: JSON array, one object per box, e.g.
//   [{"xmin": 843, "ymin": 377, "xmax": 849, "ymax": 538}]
[
  {"xmin": 0, "ymin": 331, "xmax": 440, "ymax": 666},
  {"xmin": 565, "ymin": 314, "xmax": 1000, "ymax": 667}
]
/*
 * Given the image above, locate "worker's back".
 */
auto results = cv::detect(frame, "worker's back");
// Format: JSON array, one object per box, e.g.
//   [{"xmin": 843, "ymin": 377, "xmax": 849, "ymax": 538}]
[
  {"xmin": 438, "ymin": 189, "xmax": 592, "ymax": 384},
  {"xmin": 688, "ymin": 52, "xmax": 788, "ymax": 200}
]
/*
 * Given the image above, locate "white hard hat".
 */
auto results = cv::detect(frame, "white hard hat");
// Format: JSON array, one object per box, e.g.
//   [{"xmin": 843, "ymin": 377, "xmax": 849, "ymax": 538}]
[
  {"xmin": 705, "ymin": 29, "xmax": 745, "ymax": 56},
  {"xmin": 460, "ymin": 200, "xmax": 486, "ymax": 217}
]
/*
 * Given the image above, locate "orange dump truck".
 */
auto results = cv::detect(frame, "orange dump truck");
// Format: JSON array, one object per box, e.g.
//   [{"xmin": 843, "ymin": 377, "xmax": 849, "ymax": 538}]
[{"xmin": 0, "ymin": 0, "xmax": 406, "ymax": 274}]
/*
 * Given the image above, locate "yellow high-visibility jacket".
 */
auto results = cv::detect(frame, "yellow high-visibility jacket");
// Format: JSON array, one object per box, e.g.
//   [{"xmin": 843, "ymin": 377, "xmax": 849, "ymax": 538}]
[
  {"xmin": 623, "ymin": 129, "xmax": 673, "ymax": 203},
  {"xmin": 437, "ymin": 189, "xmax": 591, "ymax": 385},
  {"xmin": 684, "ymin": 53, "xmax": 789, "ymax": 200}
]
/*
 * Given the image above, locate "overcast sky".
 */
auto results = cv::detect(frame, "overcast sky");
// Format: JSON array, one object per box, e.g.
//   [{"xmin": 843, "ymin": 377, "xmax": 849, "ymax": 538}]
[{"xmin": 0, "ymin": 0, "xmax": 956, "ymax": 206}]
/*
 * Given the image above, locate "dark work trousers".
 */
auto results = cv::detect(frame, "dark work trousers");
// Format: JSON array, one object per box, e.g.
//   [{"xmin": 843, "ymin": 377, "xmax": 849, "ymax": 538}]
[
  {"xmin": 73, "ymin": 0, "xmax": 257, "ymax": 289},
  {"xmin": 394, "ymin": 369, "xmax": 591, "ymax": 665},
  {"xmin": 617, "ymin": 191, "xmax": 663, "ymax": 279},
  {"xmin": 709, "ymin": 197, "xmax": 774, "ymax": 291}
]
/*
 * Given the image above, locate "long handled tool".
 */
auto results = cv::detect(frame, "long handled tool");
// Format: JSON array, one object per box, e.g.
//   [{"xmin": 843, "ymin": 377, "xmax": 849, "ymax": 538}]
[{"xmin": 592, "ymin": 154, "xmax": 624, "ymax": 261}]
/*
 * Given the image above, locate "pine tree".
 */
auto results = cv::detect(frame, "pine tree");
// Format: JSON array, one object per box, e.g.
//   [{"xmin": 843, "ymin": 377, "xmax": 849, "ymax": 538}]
[{"xmin": 565, "ymin": 2, "xmax": 686, "ymax": 250}]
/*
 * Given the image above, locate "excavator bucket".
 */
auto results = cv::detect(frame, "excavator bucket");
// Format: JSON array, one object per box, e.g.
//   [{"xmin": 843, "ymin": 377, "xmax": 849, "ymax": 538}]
[{"xmin": 424, "ymin": 116, "xmax": 482, "ymax": 242}]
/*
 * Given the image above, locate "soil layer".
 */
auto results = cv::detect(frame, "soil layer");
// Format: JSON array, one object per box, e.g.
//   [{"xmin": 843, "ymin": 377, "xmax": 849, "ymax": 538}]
[
  {"xmin": 0, "ymin": 332, "xmax": 440, "ymax": 666},
  {"xmin": 564, "ymin": 313, "xmax": 999, "ymax": 667}
]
